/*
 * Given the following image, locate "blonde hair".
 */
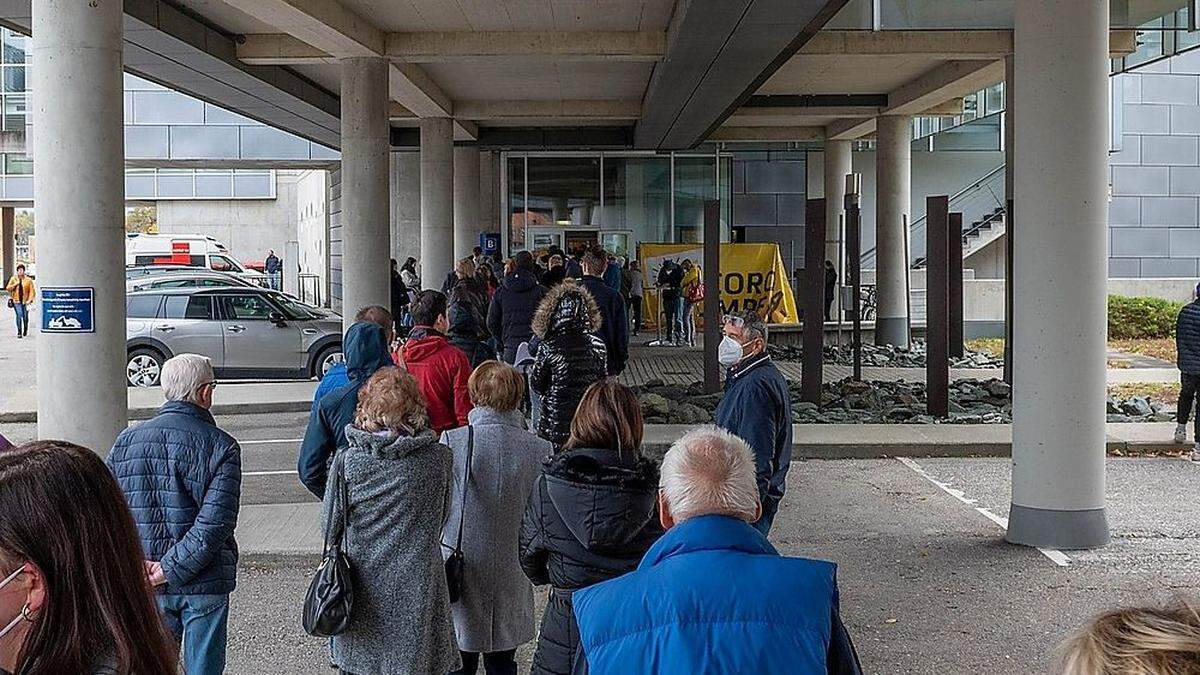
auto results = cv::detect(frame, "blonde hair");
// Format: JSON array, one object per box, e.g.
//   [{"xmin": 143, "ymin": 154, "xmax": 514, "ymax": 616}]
[
  {"xmin": 468, "ymin": 360, "xmax": 524, "ymax": 412},
  {"xmin": 353, "ymin": 368, "xmax": 429, "ymax": 433},
  {"xmin": 455, "ymin": 257, "xmax": 475, "ymax": 278},
  {"xmin": 1058, "ymin": 599, "xmax": 1200, "ymax": 675}
]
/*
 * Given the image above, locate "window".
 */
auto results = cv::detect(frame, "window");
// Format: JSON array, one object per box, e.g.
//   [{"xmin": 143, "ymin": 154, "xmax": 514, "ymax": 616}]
[
  {"xmin": 133, "ymin": 255, "xmax": 205, "ymax": 268},
  {"xmin": 267, "ymin": 292, "xmax": 318, "ymax": 320},
  {"xmin": 4, "ymin": 154, "xmax": 31, "ymax": 175},
  {"xmin": 163, "ymin": 295, "xmax": 213, "ymax": 320},
  {"xmin": 210, "ymin": 255, "xmax": 243, "ymax": 273},
  {"xmin": 126, "ymin": 295, "xmax": 162, "ymax": 319},
  {"xmin": 221, "ymin": 294, "xmax": 273, "ymax": 320},
  {"xmin": 151, "ymin": 279, "xmax": 196, "ymax": 289}
]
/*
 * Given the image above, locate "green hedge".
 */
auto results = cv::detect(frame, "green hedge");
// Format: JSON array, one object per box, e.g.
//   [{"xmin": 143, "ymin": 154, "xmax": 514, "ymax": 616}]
[{"xmin": 1107, "ymin": 295, "xmax": 1184, "ymax": 339}]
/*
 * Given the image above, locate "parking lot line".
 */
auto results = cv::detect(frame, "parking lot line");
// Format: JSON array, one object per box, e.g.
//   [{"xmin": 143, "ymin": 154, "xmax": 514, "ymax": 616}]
[
  {"xmin": 238, "ymin": 438, "xmax": 303, "ymax": 446},
  {"xmin": 244, "ymin": 469, "xmax": 298, "ymax": 477},
  {"xmin": 895, "ymin": 456, "xmax": 1070, "ymax": 568}
]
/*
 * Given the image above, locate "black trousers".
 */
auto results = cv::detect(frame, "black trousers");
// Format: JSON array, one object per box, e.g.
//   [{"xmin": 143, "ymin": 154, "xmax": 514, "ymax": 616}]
[
  {"xmin": 449, "ymin": 649, "xmax": 517, "ymax": 675},
  {"xmin": 1178, "ymin": 373, "xmax": 1200, "ymax": 433},
  {"xmin": 629, "ymin": 296, "xmax": 642, "ymax": 331},
  {"xmin": 662, "ymin": 293, "xmax": 679, "ymax": 340}
]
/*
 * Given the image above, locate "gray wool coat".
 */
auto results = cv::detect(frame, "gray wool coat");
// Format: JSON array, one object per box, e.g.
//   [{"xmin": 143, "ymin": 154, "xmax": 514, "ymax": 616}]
[
  {"xmin": 440, "ymin": 407, "xmax": 554, "ymax": 653},
  {"xmin": 324, "ymin": 426, "xmax": 461, "ymax": 675}
]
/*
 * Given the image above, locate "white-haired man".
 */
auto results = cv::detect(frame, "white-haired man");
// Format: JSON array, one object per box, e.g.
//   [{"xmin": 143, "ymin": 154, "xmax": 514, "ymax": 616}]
[
  {"xmin": 107, "ymin": 354, "xmax": 241, "ymax": 675},
  {"xmin": 571, "ymin": 426, "xmax": 861, "ymax": 675}
]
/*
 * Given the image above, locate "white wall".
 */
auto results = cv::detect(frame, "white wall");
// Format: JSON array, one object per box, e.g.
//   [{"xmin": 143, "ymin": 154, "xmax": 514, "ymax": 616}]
[
  {"xmin": 155, "ymin": 171, "xmax": 300, "ymax": 266},
  {"xmin": 296, "ymin": 169, "xmax": 329, "ymax": 303}
]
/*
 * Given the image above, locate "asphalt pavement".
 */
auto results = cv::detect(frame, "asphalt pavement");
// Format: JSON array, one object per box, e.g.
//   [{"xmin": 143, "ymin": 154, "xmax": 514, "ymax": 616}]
[{"xmin": 6, "ymin": 412, "xmax": 1196, "ymax": 674}]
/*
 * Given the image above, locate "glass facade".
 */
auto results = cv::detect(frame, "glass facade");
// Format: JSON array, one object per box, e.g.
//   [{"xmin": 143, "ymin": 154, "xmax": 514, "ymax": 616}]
[{"xmin": 503, "ymin": 151, "xmax": 736, "ymax": 257}]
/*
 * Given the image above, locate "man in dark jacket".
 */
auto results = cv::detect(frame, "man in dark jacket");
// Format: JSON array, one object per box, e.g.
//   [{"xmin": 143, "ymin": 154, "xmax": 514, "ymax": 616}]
[
  {"xmin": 312, "ymin": 306, "xmax": 395, "ymax": 404},
  {"xmin": 448, "ymin": 300, "xmax": 497, "ymax": 368},
  {"xmin": 265, "ymin": 249, "xmax": 282, "ymax": 290},
  {"xmin": 824, "ymin": 259, "xmax": 839, "ymax": 321},
  {"xmin": 298, "ymin": 320, "xmax": 394, "ymax": 498},
  {"xmin": 573, "ymin": 426, "xmax": 862, "ymax": 675},
  {"xmin": 581, "ymin": 248, "xmax": 629, "ymax": 375},
  {"xmin": 657, "ymin": 260, "xmax": 684, "ymax": 344},
  {"xmin": 1175, "ymin": 286, "xmax": 1200, "ymax": 462},
  {"xmin": 714, "ymin": 311, "xmax": 792, "ymax": 535},
  {"xmin": 107, "ymin": 353, "xmax": 241, "ymax": 675},
  {"xmin": 399, "ymin": 290, "xmax": 474, "ymax": 433},
  {"xmin": 488, "ymin": 250, "xmax": 549, "ymax": 363},
  {"xmin": 390, "ymin": 258, "xmax": 410, "ymax": 324}
]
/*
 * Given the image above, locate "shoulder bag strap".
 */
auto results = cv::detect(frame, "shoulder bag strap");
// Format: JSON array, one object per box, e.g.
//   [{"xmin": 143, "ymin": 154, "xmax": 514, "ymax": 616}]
[
  {"xmin": 453, "ymin": 426, "xmax": 473, "ymax": 554},
  {"xmin": 338, "ymin": 450, "xmax": 350, "ymax": 551},
  {"xmin": 323, "ymin": 451, "xmax": 348, "ymax": 553}
]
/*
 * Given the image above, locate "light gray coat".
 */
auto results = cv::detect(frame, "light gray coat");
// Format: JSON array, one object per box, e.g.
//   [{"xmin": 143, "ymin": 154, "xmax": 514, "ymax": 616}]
[
  {"xmin": 440, "ymin": 407, "xmax": 553, "ymax": 653},
  {"xmin": 324, "ymin": 426, "xmax": 461, "ymax": 675}
]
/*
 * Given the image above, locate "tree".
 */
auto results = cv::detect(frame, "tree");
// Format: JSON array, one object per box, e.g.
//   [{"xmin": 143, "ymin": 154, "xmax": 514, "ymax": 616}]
[
  {"xmin": 13, "ymin": 210, "xmax": 32, "ymax": 245},
  {"xmin": 125, "ymin": 206, "xmax": 157, "ymax": 234}
]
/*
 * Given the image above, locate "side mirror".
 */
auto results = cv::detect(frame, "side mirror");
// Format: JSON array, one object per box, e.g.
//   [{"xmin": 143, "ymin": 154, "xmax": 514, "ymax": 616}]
[{"xmin": 269, "ymin": 310, "xmax": 287, "ymax": 326}]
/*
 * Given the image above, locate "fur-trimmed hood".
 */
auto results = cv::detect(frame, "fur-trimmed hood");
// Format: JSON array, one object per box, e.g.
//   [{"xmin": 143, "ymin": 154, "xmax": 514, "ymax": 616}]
[{"xmin": 531, "ymin": 279, "xmax": 602, "ymax": 338}]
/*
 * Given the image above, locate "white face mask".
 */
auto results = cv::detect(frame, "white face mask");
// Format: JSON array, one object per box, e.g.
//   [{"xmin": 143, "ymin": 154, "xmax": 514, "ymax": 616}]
[
  {"xmin": 0, "ymin": 565, "xmax": 28, "ymax": 643},
  {"xmin": 718, "ymin": 335, "xmax": 744, "ymax": 367}
]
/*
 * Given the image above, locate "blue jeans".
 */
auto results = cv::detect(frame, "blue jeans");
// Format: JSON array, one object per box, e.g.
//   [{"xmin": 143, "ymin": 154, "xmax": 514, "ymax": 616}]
[
  {"xmin": 12, "ymin": 303, "xmax": 26, "ymax": 336},
  {"xmin": 268, "ymin": 271, "xmax": 282, "ymax": 290},
  {"xmin": 158, "ymin": 593, "xmax": 230, "ymax": 675}
]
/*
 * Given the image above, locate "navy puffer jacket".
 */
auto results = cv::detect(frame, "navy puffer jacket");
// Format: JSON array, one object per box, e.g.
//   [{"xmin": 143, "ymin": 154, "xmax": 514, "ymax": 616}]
[
  {"xmin": 1177, "ymin": 301, "xmax": 1200, "ymax": 375},
  {"xmin": 107, "ymin": 401, "xmax": 241, "ymax": 595}
]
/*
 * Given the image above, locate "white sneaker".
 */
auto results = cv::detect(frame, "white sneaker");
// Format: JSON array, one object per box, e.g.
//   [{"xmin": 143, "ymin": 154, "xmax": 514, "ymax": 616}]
[{"xmin": 1175, "ymin": 424, "xmax": 1188, "ymax": 444}]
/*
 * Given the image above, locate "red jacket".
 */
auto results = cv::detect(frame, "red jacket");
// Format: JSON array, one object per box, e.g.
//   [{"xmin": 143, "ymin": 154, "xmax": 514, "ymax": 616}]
[{"xmin": 396, "ymin": 331, "xmax": 473, "ymax": 433}]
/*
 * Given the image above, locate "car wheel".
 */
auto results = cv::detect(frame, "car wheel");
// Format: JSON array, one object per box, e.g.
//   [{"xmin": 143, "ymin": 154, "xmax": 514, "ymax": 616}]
[
  {"xmin": 127, "ymin": 348, "xmax": 164, "ymax": 388},
  {"xmin": 314, "ymin": 345, "xmax": 344, "ymax": 379}
]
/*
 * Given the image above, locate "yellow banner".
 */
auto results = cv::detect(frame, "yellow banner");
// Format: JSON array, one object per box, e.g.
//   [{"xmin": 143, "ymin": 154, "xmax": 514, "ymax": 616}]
[{"xmin": 637, "ymin": 243, "xmax": 799, "ymax": 327}]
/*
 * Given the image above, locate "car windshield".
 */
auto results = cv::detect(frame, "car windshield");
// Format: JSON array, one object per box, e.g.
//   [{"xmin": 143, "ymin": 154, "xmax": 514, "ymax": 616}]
[
  {"xmin": 268, "ymin": 293, "xmax": 321, "ymax": 320},
  {"xmin": 211, "ymin": 255, "xmax": 245, "ymax": 273}
]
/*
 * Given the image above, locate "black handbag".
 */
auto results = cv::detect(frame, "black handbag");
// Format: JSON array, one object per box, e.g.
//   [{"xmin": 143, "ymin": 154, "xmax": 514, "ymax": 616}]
[
  {"xmin": 302, "ymin": 451, "xmax": 354, "ymax": 637},
  {"xmin": 444, "ymin": 426, "xmax": 473, "ymax": 604}
]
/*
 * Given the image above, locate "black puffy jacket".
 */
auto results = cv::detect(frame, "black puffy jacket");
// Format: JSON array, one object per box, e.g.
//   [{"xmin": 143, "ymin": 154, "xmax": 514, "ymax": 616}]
[
  {"xmin": 1178, "ymin": 300, "xmax": 1200, "ymax": 375},
  {"xmin": 447, "ymin": 301, "xmax": 496, "ymax": 368},
  {"xmin": 529, "ymin": 282, "xmax": 608, "ymax": 446},
  {"xmin": 519, "ymin": 447, "xmax": 662, "ymax": 675},
  {"xmin": 487, "ymin": 269, "xmax": 549, "ymax": 363}
]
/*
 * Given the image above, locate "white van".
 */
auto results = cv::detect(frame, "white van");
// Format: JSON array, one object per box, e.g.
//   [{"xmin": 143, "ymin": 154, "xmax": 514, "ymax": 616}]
[{"xmin": 125, "ymin": 233, "xmax": 266, "ymax": 283}]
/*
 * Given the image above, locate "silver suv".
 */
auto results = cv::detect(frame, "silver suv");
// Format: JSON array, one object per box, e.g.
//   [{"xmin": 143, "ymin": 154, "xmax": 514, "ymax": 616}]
[{"xmin": 125, "ymin": 287, "xmax": 343, "ymax": 387}]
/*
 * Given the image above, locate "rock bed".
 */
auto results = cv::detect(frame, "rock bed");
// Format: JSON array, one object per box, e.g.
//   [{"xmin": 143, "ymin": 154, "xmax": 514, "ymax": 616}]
[
  {"xmin": 768, "ymin": 339, "xmax": 1004, "ymax": 369},
  {"xmin": 633, "ymin": 377, "xmax": 1174, "ymax": 425}
]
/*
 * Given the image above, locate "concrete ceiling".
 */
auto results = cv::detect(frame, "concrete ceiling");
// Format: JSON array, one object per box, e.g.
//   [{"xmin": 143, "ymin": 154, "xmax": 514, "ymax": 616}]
[
  {"xmin": 421, "ymin": 60, "xmax": 653, "ymax": 101},
  {"xmin": 761, "ymin": 55, "xmax": 946, "ymax": 96}
]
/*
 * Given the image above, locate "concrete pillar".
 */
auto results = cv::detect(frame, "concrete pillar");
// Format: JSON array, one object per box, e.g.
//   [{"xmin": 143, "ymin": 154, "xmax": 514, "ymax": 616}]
[
  {"xmin": 421, "ymin": 117, "xmax": 454, "ymax": 289},
  {"xmin": 824, "ymin": 140, "xmax": 852, "ymax": 277},
  {"xmin": 874, "ymin": 114, "xmax": 912, "ymax": 347},
  {"xmin": 1, "ymin": 206, "xmax": 13, "ymax": 279},
  {"xmin": 339, "ymin": 57, "xmax": 390, "ymax": 329},
  {"xmin": 32, "ymin": 0, "xmax": 127, "ymax": 452},
  {"xmin": 1003, "ymin": 55, "xmax": 1016, "ymax": 383},
  {"xmin": 479, "ymin": 150, "xmax": 498, "ymax": 235},
  {"xmin": 390, "ymin": 150, "xmax": 421, "ymax": 264},
  {"xmin": 454, "ymin": 144, "xmax": 480, "ymax": 259},
  {"xmin": 1007, "ymin": 0, "xmax": 1110, "ymax": 549}
]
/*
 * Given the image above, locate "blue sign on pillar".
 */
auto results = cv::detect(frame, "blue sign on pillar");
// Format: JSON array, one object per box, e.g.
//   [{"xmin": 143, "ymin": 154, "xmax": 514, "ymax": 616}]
[
  {"xmin": 480, "ymin": 233, "xmax": 500, "ymax": 255},
  {"xmin": 41, "ymin": 287, "xmax": 95, "ymax": 333}
]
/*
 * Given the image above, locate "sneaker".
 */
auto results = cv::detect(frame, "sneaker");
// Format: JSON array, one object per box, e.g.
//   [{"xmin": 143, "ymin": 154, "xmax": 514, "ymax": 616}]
[{"xmin": 1175, "ymin": 424, "xmax": 1188, "ymax": 444}]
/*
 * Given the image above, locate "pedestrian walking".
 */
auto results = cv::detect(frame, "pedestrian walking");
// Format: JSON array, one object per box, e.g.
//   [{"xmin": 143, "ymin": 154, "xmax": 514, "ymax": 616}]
[
  {"xmin": 487, "ymin": 251, "xmax": 548, "ymax": 364},
  {"xmin": 399, "ymin": 290, "xmax": 473, "ymax": 434},
  {"xmin": 106, "ymin": 354, "xmax": 241, "ymax": 675},
  {"xmin": 580, "ymin": 248, "xmax": 629, "ymax": 375},
  {"xmin": 574, "ymin": 426, "xmax": 863, "ymax": 675},
  {"xmin": 391, "ymin": 258, "xmax": 411, "ymax": 327},
  {"xmin": 1175, "ymin": 284, "xmax": 1200, "ymax": 462},
  {"xmin": 825, "ymin": 259, "xmax": 839, "ymax": 321},
  {"xmin": 714, "ymin": 310, "xmax": 793, "ymax": 535},
  {"xmin": 299, "ymin": 319, "xmax": 395, "ymax": 499},
  {"xmin": 264, "ymin": 249, "xmax": 282, "ymax": 290},
  {"xmin": 656, "ymin": 259, "xmax": 683, "ymax": 344},
  {"xmin": 519, "ymin": 380, "xmax": 662, "ymax": 675},
  {"xmin": 5, "ymin": 263, "xmax": 33, "ymax": 338},
  {"xmin": 627, "ymin": 259, "xmax": 644, "ymax": 334},
  {"xmin": 0, "ymin": 440, "xmax": 180, "ymax": 675},
  {"xmin": 440, "ymin": 362, "xmax": 553, "ymax": 675},
  {"xmin": 528, "ymin": 280, "xmax": 608, "ymax": 447},
  {"xmin": 680, "ymin": 259, "xmax": 702, "ymax": 347},
  {"xmin": 323, "ymin": 368, "xmax": 461, "ymax": 675}
]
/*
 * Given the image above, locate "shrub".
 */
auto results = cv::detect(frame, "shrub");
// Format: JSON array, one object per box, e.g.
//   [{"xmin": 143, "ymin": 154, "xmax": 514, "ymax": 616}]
[{"xmin": 1107, "ymin": 295, "xmax": 1184, "ymax": 339}]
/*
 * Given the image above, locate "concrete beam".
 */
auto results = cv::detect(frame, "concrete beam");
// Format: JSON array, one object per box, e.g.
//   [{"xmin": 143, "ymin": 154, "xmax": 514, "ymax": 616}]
[
  {"xmin": 921, "ymin": 98, "xmax": 965, "ymax": 117},
  {"xmin": 802, "ymin": 29, "xmax": 1012, "ymax": 59},
  {"xmin": 237, "ymin": 34, "xmax": 334, "ymax": 65},
  {"xmin": 828, "ymin": 60, "xmax": 1004, "ymax": 140},
  {"xmin": 731, "ymin": 105, "xmax": 882, "ymax": 120},
  {"xmin": 385, "ymin": 31, "xmax": 665, "ymax": 62},
  {"xmin": 221, "ymin": 0, "xmax": 458, "ymax": 128},
  {"xmin": 709, "ymin": 126, "xmax": 825, "ymax": 141},
  {"xmin": 453, "ymin": 100, "xmax": 641, "ymax": 120}
]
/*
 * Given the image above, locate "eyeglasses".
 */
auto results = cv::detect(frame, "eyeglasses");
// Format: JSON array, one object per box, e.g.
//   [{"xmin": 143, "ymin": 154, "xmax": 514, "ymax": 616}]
[
  {"xmin": 722, "ymin": 315, "xmax": 745, "ymax": 327},
  {"xmin": 195, "ymin": 381, "xmax": 217, "ymax": 393}
]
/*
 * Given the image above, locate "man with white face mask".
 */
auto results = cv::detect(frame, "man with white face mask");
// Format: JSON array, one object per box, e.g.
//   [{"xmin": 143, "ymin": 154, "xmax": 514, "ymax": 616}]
[{"xmin": 714, "ymin": 310, "xmax": 793, "ymax": 535}]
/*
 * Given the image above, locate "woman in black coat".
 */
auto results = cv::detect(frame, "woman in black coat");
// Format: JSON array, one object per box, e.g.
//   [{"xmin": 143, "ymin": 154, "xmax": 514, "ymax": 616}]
[
  {"xmin": 528, "ymin": 280, "xmax": 608, "ymax": 447},
  {"xmin": 519, "ymin": 380, "xmax": 662, "ymax": 675},
  {"xmin": 446, "ymin": 301, "xmax": 496, "ymax": 368}
]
